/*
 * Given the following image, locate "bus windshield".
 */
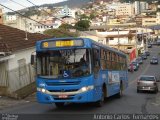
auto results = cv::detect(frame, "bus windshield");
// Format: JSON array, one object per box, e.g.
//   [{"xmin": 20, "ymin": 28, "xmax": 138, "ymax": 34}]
[{"xmin": 36, "ymin": 49, "xmax": 91, "ymax": 79}]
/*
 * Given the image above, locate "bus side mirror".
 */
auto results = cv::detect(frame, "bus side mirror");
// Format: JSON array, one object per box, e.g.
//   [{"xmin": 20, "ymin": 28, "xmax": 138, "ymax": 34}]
[{"xmin": 31, "ymin": 52, "xmax": 36, "ymax": 66}]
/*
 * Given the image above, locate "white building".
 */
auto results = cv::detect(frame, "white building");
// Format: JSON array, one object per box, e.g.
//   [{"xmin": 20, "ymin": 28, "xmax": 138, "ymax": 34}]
[
  {"xmin": 0, "ymin": 24, "xmax": 51, "ymax": 98},
  {"xmin": 4, "ymin": 14, "xmax": 36, "ymax": 33},
  {"xmin": 57, "ymin": 5, "xmax": 76, "ymax": 18},
  {"xmin": 107, "ymin": 3, "xmax": 118, "ymax": 10},
  {"xmin": 140, "ymin": 1, "xmax": 148, "ymax": 12},
  {"xmin": 115, "ymin": 3, "xmax": 134, "ymax": 16},
  {"xmin": 4, "ymin": 14, "xmax": 63, "ymax": 33},
  {"xmin": 34, "ymin": 19, "xmax": 62, "ymax": 33},
  {"xmin": 5, "ymin": 14, "xmax": 17, "ymax": 21},
  {"xmin": 97, "ymin": 31, "xmax": 134, "ymax": 45},
  {"xmin": 135, "ymin": 1, "xmax": 140, "ymax": 15}
]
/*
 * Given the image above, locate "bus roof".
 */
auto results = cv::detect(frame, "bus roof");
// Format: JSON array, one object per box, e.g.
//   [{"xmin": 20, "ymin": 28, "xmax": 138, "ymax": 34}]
[{"xmin": 36, "ymin": 37, "xmax": 126, "ymax": 57}]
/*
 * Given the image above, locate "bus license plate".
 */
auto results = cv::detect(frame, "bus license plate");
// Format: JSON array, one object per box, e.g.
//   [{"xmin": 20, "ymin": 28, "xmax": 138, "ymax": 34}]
[{"xmin": 58, "ymin": 95, "xmax": 68, "ymax": 98}]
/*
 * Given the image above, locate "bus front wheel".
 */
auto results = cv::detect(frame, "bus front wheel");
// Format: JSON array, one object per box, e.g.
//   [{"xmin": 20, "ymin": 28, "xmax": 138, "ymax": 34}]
[
  {"xmin": 116, "ymin": 83, "xmax": 123, "ymax": 98},
  {"xmin": 95, "ymin": 87, "xmax": 105, "ymax": 107},
  {"xmin": 55, "ymin": 102, "xmax": 65, "ymax": 108}
]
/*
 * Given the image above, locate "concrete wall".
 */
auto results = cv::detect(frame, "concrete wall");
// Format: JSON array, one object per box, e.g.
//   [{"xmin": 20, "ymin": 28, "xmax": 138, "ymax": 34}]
[
  {"xmin": 7, "ymin": 48, "xmax": 35, "ymax": 93},
  {"xmin": 108, "ymin": 37, "xmax": 129, "ymax": 45},
  {"xmin": 8, "ymin": 48, "xmax": 35, "ymax": 70}
]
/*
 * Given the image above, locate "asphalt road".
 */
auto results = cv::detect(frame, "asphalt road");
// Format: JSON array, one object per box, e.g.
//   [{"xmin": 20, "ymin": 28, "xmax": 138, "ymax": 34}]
[{"xmin": 0, "ymin": 45, "xmax": 160, "ymax": 119}]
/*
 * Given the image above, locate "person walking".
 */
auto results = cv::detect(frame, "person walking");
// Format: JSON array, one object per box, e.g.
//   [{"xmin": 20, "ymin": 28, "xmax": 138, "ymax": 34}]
[{"xmin": 130, "ymin": 63, "xmax": 134, "ymax": 72}]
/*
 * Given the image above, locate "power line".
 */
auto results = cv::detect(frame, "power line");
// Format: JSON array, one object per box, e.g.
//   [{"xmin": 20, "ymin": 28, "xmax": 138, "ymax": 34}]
[
  {"xmin": 26, "ymin": 0, "xmax": 70, "ymax": 23},
  {"xmin": 7, "ymin": 0, "xmax": 106, "ymax": 39},
  {"xmin": 10, "ymin": 0, "xmax": 27, "ymax": 8},
  {"xmin": 0, "ymin": 3, "xmax": 73, "ymax": 37},
  {"xmin": 24, "ymin": 0, "xmax": 105, "ymax": 38}
]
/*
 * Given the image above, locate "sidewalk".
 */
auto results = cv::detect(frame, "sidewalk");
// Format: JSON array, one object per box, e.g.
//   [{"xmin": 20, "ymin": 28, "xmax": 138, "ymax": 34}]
[
  {"xmin": 146, "ymin": 92, "xmax": 160, "ymax": 113},
  {"xmin": 146, "ymin": 84, "xmax": 160, "ymax": 113},
  {"xmin": 0, "ymin": 93, "xmax": 36, "ymax": 110}
]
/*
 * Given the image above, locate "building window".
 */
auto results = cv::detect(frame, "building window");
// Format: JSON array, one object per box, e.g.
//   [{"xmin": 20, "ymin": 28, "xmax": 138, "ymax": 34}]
[{"xmin": 109, "ymin": 37, "xmax": 114, "ymax": 40}]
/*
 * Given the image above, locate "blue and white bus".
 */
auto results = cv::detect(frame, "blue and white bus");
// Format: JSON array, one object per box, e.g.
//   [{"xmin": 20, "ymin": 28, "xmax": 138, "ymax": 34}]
[{"xmin": 31, "ymin": 37, "xmax": 128, "ymax": 108}]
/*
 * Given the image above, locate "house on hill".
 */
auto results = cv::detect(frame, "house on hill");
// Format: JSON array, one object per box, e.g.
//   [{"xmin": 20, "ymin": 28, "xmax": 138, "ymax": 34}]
[{"xmin": 0, "ymin": 24, "xmax": 51, "ymax": 98}]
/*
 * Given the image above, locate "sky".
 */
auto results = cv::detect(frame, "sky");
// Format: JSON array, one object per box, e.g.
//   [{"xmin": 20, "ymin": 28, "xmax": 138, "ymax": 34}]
[{"xmin": 0, "ymin": 0, "xmax": 66, "ymax": 12}]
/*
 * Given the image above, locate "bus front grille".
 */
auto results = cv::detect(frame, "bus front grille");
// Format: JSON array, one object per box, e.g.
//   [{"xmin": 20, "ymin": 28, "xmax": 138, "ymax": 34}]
[
  {"xmin": 48, "ymin": 89, "xmax": 78, "ymax": 92},
  {"xmin": 46, "ymin": 81, "xmax": 81, "ymax": 86},
  {"xmin": 54, "ymin": 98, "xmax": 74, "ymax": 100}
]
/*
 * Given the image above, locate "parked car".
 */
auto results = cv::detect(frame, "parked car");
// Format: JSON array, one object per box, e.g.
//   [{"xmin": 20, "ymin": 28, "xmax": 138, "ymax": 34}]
[
  {"xmin": 150, "ymin": 41, "xmax": 157, "ymax": 45},
  {"xmin": 150, "ymin": 56, "xmax": 158, "ymax": 64},
  {"xmin": 145, "ymin": 51, "xmax": 150, "ymax": 56},
  {"xmin": 157, "ymin": 39, "xmax": 160, "ymax": 46},
  {"xmin": 147, "ymin": 44, "xmax": 152, "ymax": 48},
  {"xmin": 128, "ymin": 63, "xmax": 138, "ymax": 72},
  {"xmin": 137, "ymin": 75, "xmax": 159, "ymax": 93},
  {"xmin": 136, "ymin": 57, "xmax": 143, "ymax": 64},
  {"xmin": 132, "ymin": 61, "xmax": 139, "ymax": 68},
  {"xmin": 141, "ymin": 53, "xmax": 147, "ymax": 60}
]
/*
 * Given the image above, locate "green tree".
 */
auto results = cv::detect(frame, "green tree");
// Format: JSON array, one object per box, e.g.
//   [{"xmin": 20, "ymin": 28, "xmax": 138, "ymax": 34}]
[
  {"xmin": 59, "ymin": 24, "xmax": 74, "ymax": 30},
  {"xmin": 79, "ymin": 14, "xmax": 90, "ymax": 20},
  {"xmin": 23, "ymin": 9, "xmax": 40, "ymax": 17},
  {"xmin": 43, "ymin": 29, "xmax": 79, "ymax": 38},
  {"xmin": 90, "ymin": 12, "xmax": 96, "ymax": 20},
  {"xmin": 75, "ymin": 20, "xmax": 90, "ymax": 31}
]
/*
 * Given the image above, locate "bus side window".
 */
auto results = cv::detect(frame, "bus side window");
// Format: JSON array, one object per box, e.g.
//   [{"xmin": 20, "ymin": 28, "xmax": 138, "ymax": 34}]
[{"xmin": 93, "ymin": 49, "xmax": 100, "ymax": 74}]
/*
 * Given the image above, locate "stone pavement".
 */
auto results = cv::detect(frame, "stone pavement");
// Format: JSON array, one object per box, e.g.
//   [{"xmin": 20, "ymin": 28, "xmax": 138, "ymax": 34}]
[{"xmin": 0, "ymin": 93, "xmax": 36, "ymax": 110}]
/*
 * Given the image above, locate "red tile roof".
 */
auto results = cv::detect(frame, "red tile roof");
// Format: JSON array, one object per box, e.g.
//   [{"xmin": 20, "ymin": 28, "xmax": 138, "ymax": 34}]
[{"xmin": 0, "ymin": 24, "xmax": 51, "ymax": 52}]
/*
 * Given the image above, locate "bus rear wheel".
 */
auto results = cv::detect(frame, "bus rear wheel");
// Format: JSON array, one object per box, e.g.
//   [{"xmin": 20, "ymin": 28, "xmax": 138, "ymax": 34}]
[{"xmin": 55, "ymin": 102, "xmax": 65, "ymax": 108}]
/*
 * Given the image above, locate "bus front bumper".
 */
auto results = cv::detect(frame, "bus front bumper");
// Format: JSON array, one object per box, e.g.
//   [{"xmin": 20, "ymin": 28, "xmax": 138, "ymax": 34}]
[{"xmin": 36, "ymin": 87, "xmax": 98, "ymax": 103}]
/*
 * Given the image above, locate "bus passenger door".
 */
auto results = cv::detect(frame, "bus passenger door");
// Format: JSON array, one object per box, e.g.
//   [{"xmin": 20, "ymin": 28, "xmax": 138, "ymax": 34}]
[
  {"xmin": 92, "ymin": 48, "xmax": 100, "ymax": 79},
  {"xmin": 92, "ymin": 48, "xmax": 103, "ymax": 100}
]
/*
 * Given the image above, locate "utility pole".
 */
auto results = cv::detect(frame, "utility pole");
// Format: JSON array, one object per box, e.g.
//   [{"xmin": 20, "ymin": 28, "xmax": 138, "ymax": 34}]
[
  {"xmin": 145, "ymin": 26, "xmax": 148, "ymax": 52},
  {"xmin": 135, "ymin": 27, "xmax": 138, "ymax": 57},
  {"xmin": 141, "ymin": 26, "xmax": 144, "ymax": 53}
]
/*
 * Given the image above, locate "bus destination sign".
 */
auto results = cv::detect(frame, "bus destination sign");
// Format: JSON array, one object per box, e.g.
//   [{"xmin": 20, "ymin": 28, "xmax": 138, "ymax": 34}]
[{"xmin": 42, "ymin": 40, "xmax": 84, "ymax": 48}]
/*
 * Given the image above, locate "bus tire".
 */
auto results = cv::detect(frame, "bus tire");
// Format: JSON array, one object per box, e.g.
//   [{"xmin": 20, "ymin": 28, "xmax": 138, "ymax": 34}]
[
  {"xmin": 137, "ymin": 89, "xmax": 140, "ymax": 93},
  {"xmin": 55, "ymin": 102, "xmax": 65, "ymax": 108},
  {"xmin": 116, "ymin": 82, "xmax": 123, "ymax": 98},
  {"xmin": 95, "ymin": 87, "xmax": 105, "ymax": 107}
]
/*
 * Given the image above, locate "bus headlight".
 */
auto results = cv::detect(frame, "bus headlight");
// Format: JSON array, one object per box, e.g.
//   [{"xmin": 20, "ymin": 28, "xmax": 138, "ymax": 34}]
[
  {"xmin": 80, "ymin": 85, "xmax": 94, "ymax": 92},
  {"xmin": 37, "ymin": 88, "xmax": 46, "ymax": 93},
  {"xmin": 42, "ymin": 88, "xmax": 46, "ymax": 93}
]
